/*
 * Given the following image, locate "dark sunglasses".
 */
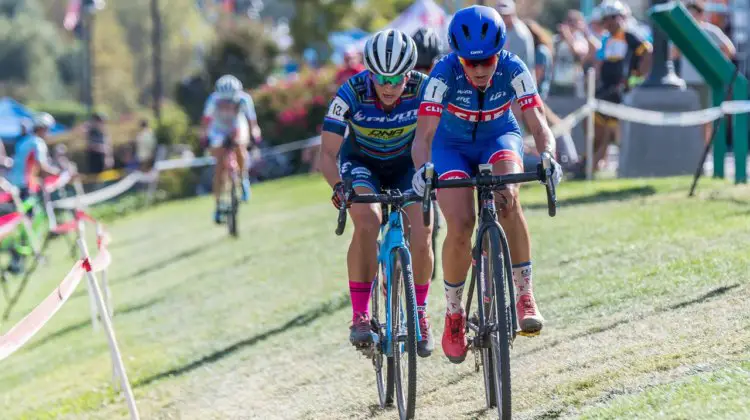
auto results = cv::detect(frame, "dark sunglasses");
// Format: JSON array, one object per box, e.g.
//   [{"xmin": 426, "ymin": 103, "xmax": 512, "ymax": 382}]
[{"xmin": 459, "ymin": 55, "xmax": 499, "ymax": 69}]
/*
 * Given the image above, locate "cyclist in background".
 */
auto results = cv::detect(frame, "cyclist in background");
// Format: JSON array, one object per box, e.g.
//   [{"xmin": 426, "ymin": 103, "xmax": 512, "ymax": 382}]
[
  {"xmin": 8, "ymin": 113, "xmax": 63, "ymax": 198},
  {"xmin": 411, "ymin": 6, "xmax": 562, "ymax": 364},
  {"xmin": 412, "ymin": 28, "xmax": 443, "ymax": 75},
  {"xmin": 201, "ymin": 75, "xmax": 262, "ymax": 224},
  {"xmin": 7, "ymin": 113, "xmax": 64, "ymax": 274},
  {"xmin": 319, "ymin": 29, "xmax": 435, "ymax": 357}
]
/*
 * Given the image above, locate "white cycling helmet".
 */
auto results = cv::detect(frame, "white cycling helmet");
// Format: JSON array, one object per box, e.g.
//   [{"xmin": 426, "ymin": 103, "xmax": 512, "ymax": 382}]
[
  {"xmin": 33, "ymin": 112, "xmax": 55, "ymax": 130},
  {"xmin": 364, "ymin": 29, "xmax": 418, "ymax": 77},
  {"xmin": 215, "ymin": 74, "xmax": 243, "ymax": 99},
  {"xmin": 599, "ymin": 0, "xmax": 629, "ymax": 19}
]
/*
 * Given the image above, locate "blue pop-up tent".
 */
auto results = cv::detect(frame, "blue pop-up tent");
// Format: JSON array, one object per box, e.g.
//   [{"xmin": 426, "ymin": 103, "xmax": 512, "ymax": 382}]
[{"xmin": 0, "ymin": 97, "xmax": 67, "ymax": 141}]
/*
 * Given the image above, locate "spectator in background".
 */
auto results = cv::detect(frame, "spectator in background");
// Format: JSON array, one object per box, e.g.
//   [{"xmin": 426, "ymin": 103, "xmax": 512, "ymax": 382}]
[
  {"xmin": 333, "ymin": 48, "xmax": 365, "ymax": 88},
  {"xmin": 122, "ymin": 145, "xmax": 139, "ymax": 173},
  {"xmin": 588, "ymin": 0, "xmax": 652, "ymax": 175},
  {"xmin": 495, "ymin": 0, "xmax": 534, "ymax": 69},
  {"xmin": 495, "ymin": 0, "xmax": 535, "ymax": 138},
  {"xmin": 86, "ymin": 112, "xmax": 112, "ymax": 174},
  {"xmin": 134, "ymin": 119, "xmax": 157, "ymax": 171},
  {"xmin": 527, "ymin": 20, "xmax": 554, "ymax": 100},
  {"xmin": 672, "ymin": 0, "xmax": 735, "ymax": 144},
  {"xmin": 527, "ymin": 19, "xmax": 581, "ymax": 169},
  {"xmin": 552, "ymin": 10, "xmax": 597, "ymax": 97}
]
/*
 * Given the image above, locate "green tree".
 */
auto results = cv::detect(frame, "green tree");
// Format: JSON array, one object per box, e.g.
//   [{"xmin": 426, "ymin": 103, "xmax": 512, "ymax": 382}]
[
  {"xmin": 205, "ymin": 17, "xmax": 279, "ymax": 89},
  {"xmin": 289, "ymin": 0, "xmax": 355, "ymax": 54},
  {"xmin": 349, "ymin": 0, "xmax": 413, "ymax": 33},
  {"xmin": 113, "ymin": 0, "xmax": 214, "ymax": 105},
  {"xmin": 91, "ymin": 6, "xmax": 138, "ymax": 112},
  {"xmin": 0, "ymin": 0, "xmax": 66, "ymax": 101}
]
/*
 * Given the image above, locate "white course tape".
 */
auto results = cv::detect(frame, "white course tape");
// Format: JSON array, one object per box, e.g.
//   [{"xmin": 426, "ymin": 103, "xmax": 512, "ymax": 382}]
[
  {"xmin": 522, "ymin": 102, "xmax": 594, "ymax": 145},
  {"xmin": 594, "ymin": 99, "xmax": 750, "ymax": 126},
  {"xmin": 154, "ymin": 156, "xmax": 216, "ymax": 171},
  {"xmin": 262, "ymin": 136, "xmax": 321, "ymax": 156},
  {"xmin": 52, "ymin": 172, "xmax": 145, "ymax": 209},
  {"xmin": 0, "ymin": 244, "xmax": 111, "ymax": 361}
]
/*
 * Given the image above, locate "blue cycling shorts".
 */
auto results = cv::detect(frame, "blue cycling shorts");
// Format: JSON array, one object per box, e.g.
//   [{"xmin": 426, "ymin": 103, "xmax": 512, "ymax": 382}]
[
  {"xmin": 338, "ymin": 143, "xmax": 415, "ymax": 194},
  {"xmin": 432, "ymin": 131, "xmax": 524, "ymax": 180}
]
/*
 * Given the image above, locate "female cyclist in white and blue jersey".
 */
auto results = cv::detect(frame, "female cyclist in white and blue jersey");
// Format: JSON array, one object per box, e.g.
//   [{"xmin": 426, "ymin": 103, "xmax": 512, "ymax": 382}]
[
  {"xmin": 319, "ymin": 29, "xmax": 435, "ymax": 357},
  {"xmin": 201, "ymin": 75, "xmax": 262, "ymax": 224}
]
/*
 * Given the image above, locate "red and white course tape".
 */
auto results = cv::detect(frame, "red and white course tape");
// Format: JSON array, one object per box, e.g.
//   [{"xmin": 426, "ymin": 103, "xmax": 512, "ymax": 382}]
[{"xmin": 0, "ymin": 230, "xmax": 111, "ymax": 361}]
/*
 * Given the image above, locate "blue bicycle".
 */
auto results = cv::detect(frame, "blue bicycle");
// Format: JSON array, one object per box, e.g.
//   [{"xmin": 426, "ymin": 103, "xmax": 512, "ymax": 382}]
[{"xmin": 335, "ymin": 179, "xmax": 426, "ymax": 420}]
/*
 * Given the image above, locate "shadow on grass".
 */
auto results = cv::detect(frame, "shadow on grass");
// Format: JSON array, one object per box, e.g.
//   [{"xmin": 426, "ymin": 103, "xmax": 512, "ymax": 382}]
[
  {"xmin": 106, "ymin": 232, "xmax": 162, "ymax": 251},
  {"xmin": 70, "ymin": 236, "xmax": 225, "ymax": 301},
  {"xmin": 25, "ymin": 297, "xmax": 164, "ymax": 351},
  {"xmin": 135, "ymin": 293, "xmax": 349, "ymax": 388},
  {"xmin": 525, "ymin": 186, "xmax": 657, "ymax": 210},
  {"xmin": 521, "ymin": 284, "xmax": 740, "ymax": 358}
]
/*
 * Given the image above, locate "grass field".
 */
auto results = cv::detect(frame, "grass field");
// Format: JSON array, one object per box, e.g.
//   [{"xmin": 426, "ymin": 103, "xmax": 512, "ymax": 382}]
[{"xmin": 1, "ymin": 174, "xmax": 749, "ymax": 419}]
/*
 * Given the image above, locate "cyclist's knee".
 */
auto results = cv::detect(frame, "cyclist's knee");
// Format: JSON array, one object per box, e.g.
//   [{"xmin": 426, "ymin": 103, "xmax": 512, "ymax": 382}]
[
  {"xmin": 444, "ymin": 210, "xmax": 475, "ymax": 241},
  {"xmin": 350, "ymin": 204, "xmax": 380, "ymax": 236},
  {"xmin": 408, "ymin": 219, "xmax": 432, "ymax": 254}
]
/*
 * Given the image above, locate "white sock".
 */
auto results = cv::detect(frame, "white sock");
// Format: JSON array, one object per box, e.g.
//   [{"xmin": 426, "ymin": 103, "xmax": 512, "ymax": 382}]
[
  {"xmin": 444, "ymin": 280, "xmax": 465, "ymax": 314},
  {"xmin": 512, "ymin": 262, "xmax": 533, "ymax": 298}
]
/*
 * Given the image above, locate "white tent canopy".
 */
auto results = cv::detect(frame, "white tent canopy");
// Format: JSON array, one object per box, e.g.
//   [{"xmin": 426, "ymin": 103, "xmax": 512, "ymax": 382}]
[{"xmin": 354, "ymin": 0, "xmax": 451, "ymax": 52}]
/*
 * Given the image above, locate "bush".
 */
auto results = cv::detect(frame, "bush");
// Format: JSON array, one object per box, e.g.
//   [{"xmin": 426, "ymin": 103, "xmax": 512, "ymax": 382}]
[
  {"xmin": 205, "ymin": 18, "xmax": 280, "ymax": 91},
  {"xmin": 156, "ymin": 167, "xmax": 200, "ymax": 199},
  {"xmin": 155, "ymin": 101, "xmax": 191, "ymax": 146},
  {"xmin": 250, "ymin": 67, "xmax": 335, "ymax": 146},
  {"xmin": 175, "ymin": 74, "xmax": 211, "ymax": 125},
  {"xmin": 176, "ymin": 18, "xmax": 280, "ymax": 124}
]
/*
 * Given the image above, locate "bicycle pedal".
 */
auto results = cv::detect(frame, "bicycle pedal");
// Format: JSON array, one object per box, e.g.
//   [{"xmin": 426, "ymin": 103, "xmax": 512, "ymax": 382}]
[
  {"xmin": 355, "ymin": 343, "xmax": 376, "ymax": 358},
  {"xmin": 517, "ymin": 329, "xmax": 541, "ymax": 337}
]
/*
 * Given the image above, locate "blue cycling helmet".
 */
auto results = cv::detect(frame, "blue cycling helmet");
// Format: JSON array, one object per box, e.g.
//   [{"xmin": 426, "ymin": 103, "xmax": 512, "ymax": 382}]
[{"xmin": 448, "ymin": 6, "xmax": 506, "ymax": 60}]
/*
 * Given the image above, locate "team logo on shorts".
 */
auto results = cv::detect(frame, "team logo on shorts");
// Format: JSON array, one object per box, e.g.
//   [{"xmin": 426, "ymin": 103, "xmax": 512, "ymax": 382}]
[{"xmin": 351, "ymin": 167, "xmax": 372, "ymax": 177}]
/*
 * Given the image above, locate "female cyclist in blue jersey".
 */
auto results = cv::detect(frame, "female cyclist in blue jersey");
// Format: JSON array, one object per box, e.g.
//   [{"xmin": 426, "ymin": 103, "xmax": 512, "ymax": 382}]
[
  {"xmin": 319, "ymin": 29, "xmax": 435, "ymax": 357},
  {"xmin": 410, "ymin": 6, "xmax": 563, "ymax": 364}
]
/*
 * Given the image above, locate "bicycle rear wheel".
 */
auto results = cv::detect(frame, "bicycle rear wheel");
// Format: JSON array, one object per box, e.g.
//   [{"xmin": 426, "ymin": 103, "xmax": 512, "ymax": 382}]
[
  {"xmin": 390, "ymin": 247, "xmax": 417, "ymax": 420},
  {"xmin": 480, "ymin": 226, "xmax": 512, "ymax": 419},
  {"xmin": 227, "ymin": 172, "xmax": 239, "ymax": 237},
  {"xmin": 371, "ymin": 262, "xmax": 394, "ymax": 408}
]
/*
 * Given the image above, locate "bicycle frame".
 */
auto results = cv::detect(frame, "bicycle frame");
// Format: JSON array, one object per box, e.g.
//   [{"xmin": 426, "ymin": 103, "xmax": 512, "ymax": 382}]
[{"xmin": 377, "ymin": 202, "xmax": 422, "ymax": 357}]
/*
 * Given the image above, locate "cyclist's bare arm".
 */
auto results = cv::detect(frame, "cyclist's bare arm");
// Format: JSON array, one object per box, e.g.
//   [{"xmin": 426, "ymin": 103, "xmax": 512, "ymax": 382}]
[
  {"xmin": 411, "ymin": 114, "xmax": 440, "ymax": 168},
  {"xmin": 248, "ymin": 118, "xmax": 262, "ymax": 144},
  {"xmin": 200, "ymin": 116, "xmax": 211, "ymax": 139},
  {"xmin": 320, "ymin": 130, "xmax": 343, "ymax": 188},
  {"xmin": 523, "ymin": 106, "xmax": 556, "ymax": 156}
]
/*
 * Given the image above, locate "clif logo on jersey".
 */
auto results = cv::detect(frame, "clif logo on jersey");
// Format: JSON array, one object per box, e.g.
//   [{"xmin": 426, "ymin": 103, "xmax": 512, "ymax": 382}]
[{"xmin": 446, "ymin": 102, "xmax": 511, "ymax": 122}]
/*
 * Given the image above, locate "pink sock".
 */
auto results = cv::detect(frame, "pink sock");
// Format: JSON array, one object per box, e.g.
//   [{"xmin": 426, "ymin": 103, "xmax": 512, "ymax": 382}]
[
  {"xmin": 349, "ymin": 281, "xmax": 372, "ymax": 321},
  {"xmin": 415, "ymin": 283, "xmax": 430, "ymax": 312}
]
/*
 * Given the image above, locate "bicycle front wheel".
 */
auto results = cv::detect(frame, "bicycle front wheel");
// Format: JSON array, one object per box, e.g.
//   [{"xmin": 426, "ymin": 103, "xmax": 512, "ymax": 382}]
[
  {"xmin": 390, "ymin": 247, "xmax": 417, "ymax": 420},
  {"xmin": 371, "ymin": 260, "xmax": 394, "ymax": 408},
  {"xmin": 481, "ymin": 226, "xmax": 513, "ymax": 419}
]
